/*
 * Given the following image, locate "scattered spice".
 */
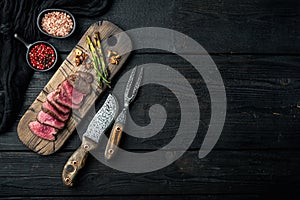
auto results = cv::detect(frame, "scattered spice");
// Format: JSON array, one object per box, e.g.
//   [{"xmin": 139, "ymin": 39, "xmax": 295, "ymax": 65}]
[
  {"xmin": 74, "ymin": 48, "xmax": 88, "ymax": 66},
  {"xmin": 107, "ymin": 50, "xmax": 121, "ymax": 65},
  {"xmin": 28, "ymin": 43, "xmax": 56, "ymax": 70},
  {"xmin": 41, "ymin": 11, "xmax": 74, "ymax": 37},
  {"xmin": 75, "ymin": 57, "xmax": 81, "ymax": 66},
  {"xmin": 75, "ymin": 49, "xmax": 82, "ymax": 56}
]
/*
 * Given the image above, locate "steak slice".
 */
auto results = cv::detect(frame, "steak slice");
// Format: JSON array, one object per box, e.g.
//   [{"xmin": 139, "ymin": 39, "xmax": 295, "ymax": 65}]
[
  {"xmin": 47, "ymin": 91, "xmax": 70, "ymax": 114},
  {"xmin": 61, "ymin": 80, "xmax": 84, "ymax": 105},
  {"xmin": 67, "ymin": 73, "xmax": 91, "ymax": 95},
  {"xmin": 77, "ymin": 71, "xmax": 94, "ymax": 83},
  {"xmin": 42, "ymin": 101, "xmax": 70, "ymax": 122},
  {"xmin": 37, "ymin": 111, "xmax": 65, "ymax": 129},
  {"xmin": 54, "ymin": 86, "xmax": 81, "ymax": 109},
  {"xmin": 29, "ymin": 121, "xmax": 56, "ymax": 141}
]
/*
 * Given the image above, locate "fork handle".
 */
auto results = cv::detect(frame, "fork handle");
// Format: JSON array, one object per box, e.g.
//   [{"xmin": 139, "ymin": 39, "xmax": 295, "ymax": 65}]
[{"xmin": 105, "ymin": 122, "xmax": 124, "ymax": 160}]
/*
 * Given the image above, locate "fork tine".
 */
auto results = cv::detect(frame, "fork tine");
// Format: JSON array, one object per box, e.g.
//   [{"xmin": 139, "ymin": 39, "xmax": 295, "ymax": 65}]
[
  {"xmin": 128, "ymin": 67, "xmax": 143, "ymax": 103},
  {"xmin": 124, "ymin": 67, "xmax": 137, "ymax": 101}
]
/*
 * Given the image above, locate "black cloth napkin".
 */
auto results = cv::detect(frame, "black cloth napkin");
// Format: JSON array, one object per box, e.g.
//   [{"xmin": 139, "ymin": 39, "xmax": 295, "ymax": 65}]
[{"xmin": 0, "ymin": 0, "xmax": 111, "ymax": 133}]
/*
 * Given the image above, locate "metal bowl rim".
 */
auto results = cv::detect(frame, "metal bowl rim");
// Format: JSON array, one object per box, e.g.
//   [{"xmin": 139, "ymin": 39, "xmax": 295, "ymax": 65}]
[
  {"xmin": 25, "ymin": 41, "xmax": 58, "ymax": 72},
  {"xmin": 37, "ymin": 8, "xmax": 76, "ymax": 39}
]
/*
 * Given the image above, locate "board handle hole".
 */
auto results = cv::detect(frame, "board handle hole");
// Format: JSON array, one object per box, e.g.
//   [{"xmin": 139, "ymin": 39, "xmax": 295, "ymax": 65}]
[
  {"xmin": 66, "ymin": 164, "xmax": 75, "ymax": 173},
  {"xmin": 107, "ymin": 35, "xmax": 117, "ymax": 46}
]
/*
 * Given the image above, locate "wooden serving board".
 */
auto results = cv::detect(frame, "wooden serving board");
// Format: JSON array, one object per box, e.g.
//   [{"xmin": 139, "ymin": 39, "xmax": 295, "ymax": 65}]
[{"xmin": 17, "ymin": 21, "xmax": 132, "ymax": 155}]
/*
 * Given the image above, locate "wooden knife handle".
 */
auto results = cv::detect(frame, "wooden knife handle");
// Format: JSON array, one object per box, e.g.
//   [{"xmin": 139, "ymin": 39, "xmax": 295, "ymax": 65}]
[
  {"xmin": 105, "ymin": 122, "xmax": 124, "ymax": 160},
  {"xmin": 62, "ymin": 137, "xmax": 96, "ymax": 187}
]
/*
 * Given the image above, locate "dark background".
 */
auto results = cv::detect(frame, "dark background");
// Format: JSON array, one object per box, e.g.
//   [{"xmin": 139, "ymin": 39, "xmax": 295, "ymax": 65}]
[{"xmin": 1, "ymin": 0, "xmax": 300, "ymax": 199}]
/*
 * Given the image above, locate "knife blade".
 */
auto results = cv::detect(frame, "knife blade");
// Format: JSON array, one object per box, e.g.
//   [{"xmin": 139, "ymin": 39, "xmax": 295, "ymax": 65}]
[{"xmin": 62, "ymin": 94, "xmax": 118, "ymax": 186}]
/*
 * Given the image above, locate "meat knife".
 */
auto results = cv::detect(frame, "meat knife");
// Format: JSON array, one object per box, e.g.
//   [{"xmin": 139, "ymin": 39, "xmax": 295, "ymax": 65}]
[{"xmin": 62, "ymin": 94, "xmax": 118, "ymax": 186}]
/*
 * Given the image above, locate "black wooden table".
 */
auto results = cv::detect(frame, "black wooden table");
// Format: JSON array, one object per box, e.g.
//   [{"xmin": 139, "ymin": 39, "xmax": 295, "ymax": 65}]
[{"xmin": 1, "ymin": 0, "xmax": 300, "ymax": 199}]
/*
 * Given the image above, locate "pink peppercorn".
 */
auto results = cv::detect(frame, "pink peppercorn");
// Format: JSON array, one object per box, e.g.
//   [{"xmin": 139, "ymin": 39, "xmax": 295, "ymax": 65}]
[{"xmin": 28, "ymin": 43, "xmax": 56, "ymax": 70}]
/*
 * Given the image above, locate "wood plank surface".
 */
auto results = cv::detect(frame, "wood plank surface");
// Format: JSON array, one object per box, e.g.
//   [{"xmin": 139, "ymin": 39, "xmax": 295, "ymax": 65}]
[
  {"xmin": 0, "ymin": 196, "xmax": 260, "ymax": 200},
  {"xmin": 0, "ymin": 55, "xmax": 298, "ymax": 151},
  {"xmin": 1, "ymin": 0, "xmax": 300, "ymax": 199},
  {"xmin": 0, "ymin": 150, "xmax": 300, "ymax": 198},
  {"xmin": 17, "ymin": 21, "xmax": 132, "ymax": 155},
  {"xmin": 49, "ymin": 0, "xmax": 300, "ymax": 54}
]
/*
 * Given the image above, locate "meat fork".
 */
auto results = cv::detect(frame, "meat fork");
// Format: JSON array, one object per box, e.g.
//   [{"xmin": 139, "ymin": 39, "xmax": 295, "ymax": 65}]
[{"xmin": 104, "ymin": 66, "xmax": 143, "ymax": 160}]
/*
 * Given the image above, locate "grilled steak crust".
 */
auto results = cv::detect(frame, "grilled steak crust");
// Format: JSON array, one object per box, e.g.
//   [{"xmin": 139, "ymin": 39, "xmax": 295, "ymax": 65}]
[
  {"xmin": 61, "ymin": 80, "xmax": 84, "ymax": 105},
  {"xmin": 47, "ymin": 91, "xmax": 70, "ymax": 114},
  {"xmin": 28, "ymin": 72, "xmax": 92, "ymax": 141},
  {"xmin": 77, "ymin": 71, "xmax": 94, "ymax": 83},
  {"xmin": 29, "ymin": 121, "xmax": 56, "ymax": 141},
  {"xmin": 42, "ymin": 101, "xmax": 70, "ymax": 122},
  {"xmin": 37, "ymin": 111, "xmax": 65, "ymax": 129},
  {"xmin": 67, "ymin": 73, "xmax": 91, "ymax": 95},
  {"xmin": 54, "ymin": 86, "xmax": 82, "ymax": 109}
]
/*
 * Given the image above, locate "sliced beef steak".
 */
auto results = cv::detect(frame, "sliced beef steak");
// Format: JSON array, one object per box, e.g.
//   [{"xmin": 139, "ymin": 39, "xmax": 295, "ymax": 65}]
[
  {"xmin": 37, "ymin": 111, "xmax": 65, "ymax": 129},
  {"xmin": 77, "ymin": 71, "xmax": 94, "ymax": 83},
  {"xmin": 67, "ymin": 73, "xmax": 91, "ymax": 95},
  {"xmin": 29, "ymin": 121, "xmax": 56, "ymax": 141},
  {"xmin": 47, "ymin": 91, "xmax": 70, "ymax": 114},
  {"xmin": 28, "ymin": 72, "xmax": 91, "ymax": 140},
  {"xmin": 61, "ymin": 80, "xmax": 84, "ymax": 105},
  {"xmin": 54, "ymin": 86, "xmax": 81, "ymax": 109},
  {"xmin": 42, "ymin": 101, "xmax": 70, "ymax": 122}
]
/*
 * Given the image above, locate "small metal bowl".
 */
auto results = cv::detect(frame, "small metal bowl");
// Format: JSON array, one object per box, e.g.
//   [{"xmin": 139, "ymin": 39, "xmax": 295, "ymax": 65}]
[
  {"xmin": 37, "ymin": 8, "xmax": 76, "ymax": 39},
  {"xmin": 14, "ymin": 33, "xmax": 58, "ymax": 72}
]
